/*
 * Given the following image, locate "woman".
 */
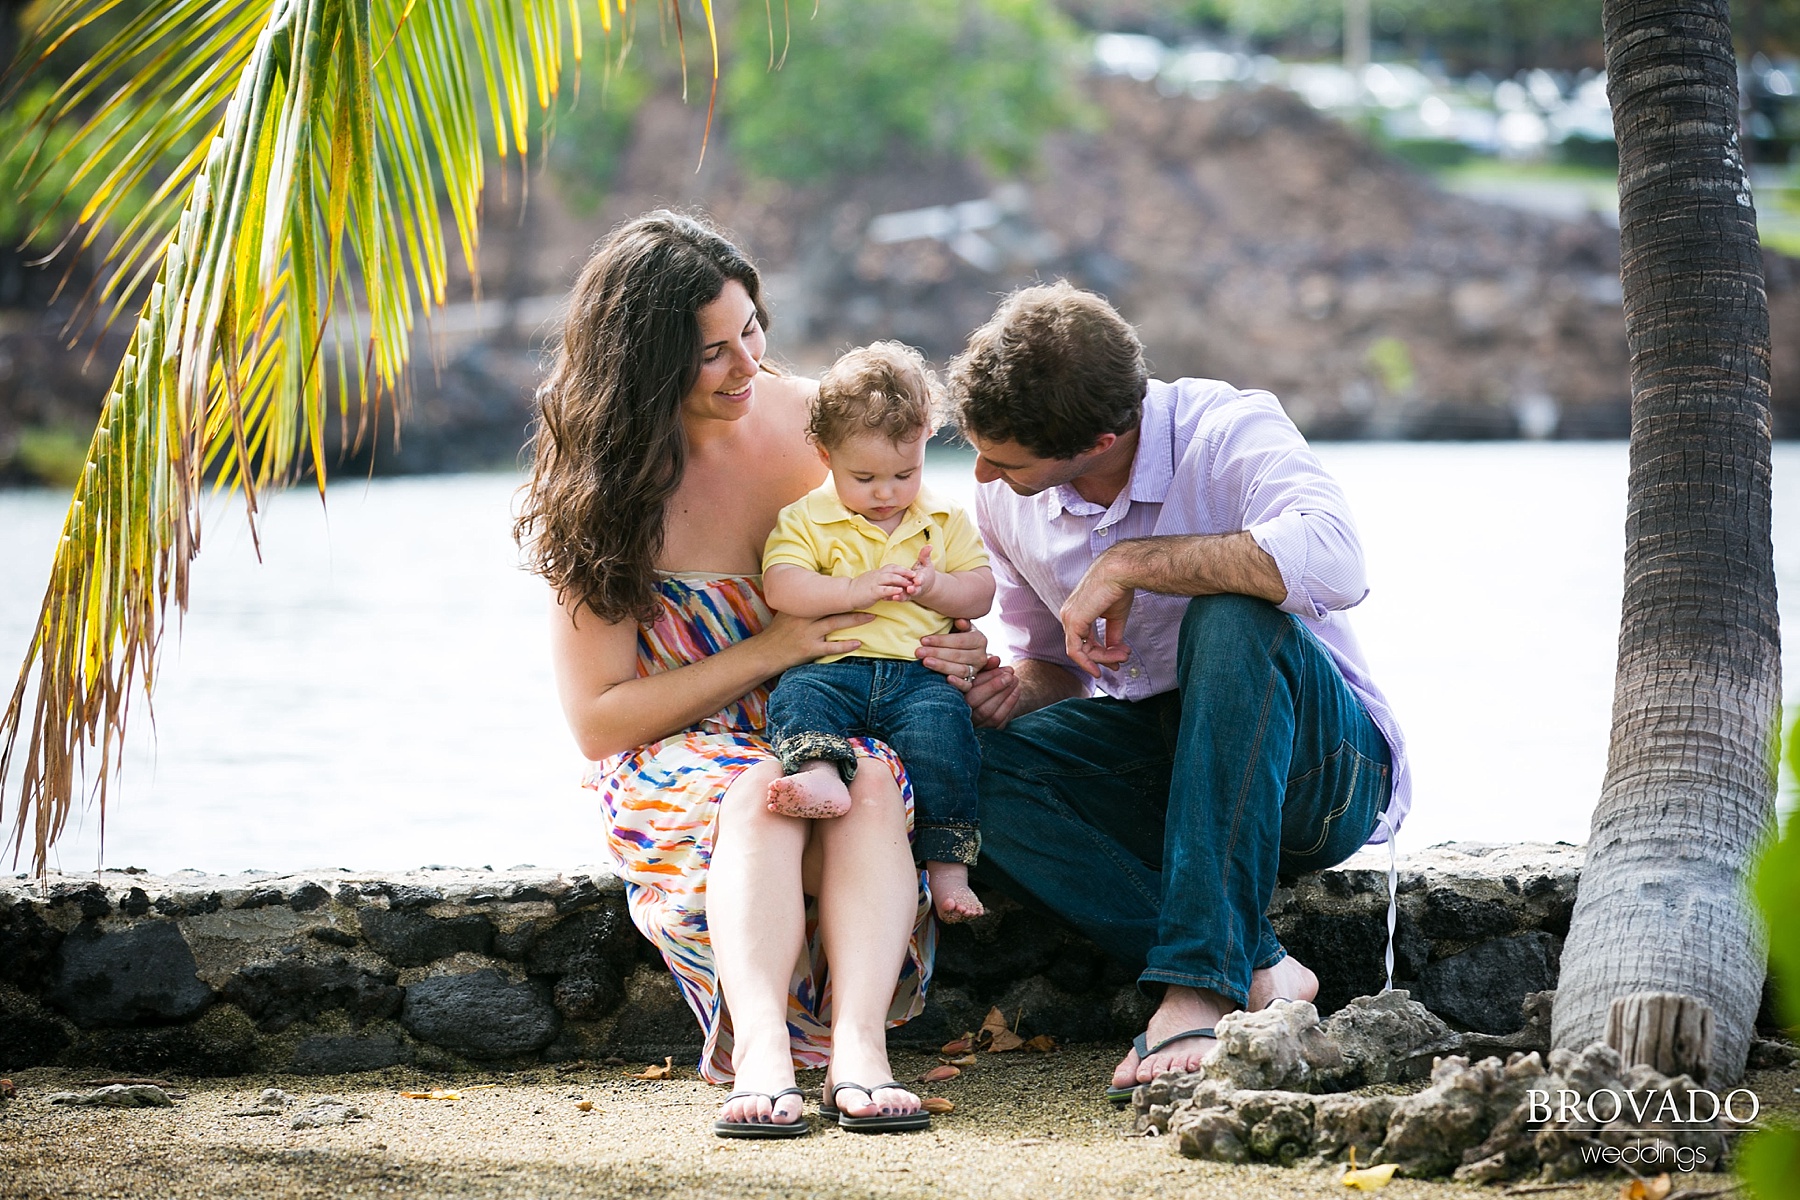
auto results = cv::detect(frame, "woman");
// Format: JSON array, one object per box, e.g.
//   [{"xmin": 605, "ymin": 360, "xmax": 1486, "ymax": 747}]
[{"xmin": 515, "ymin": 212, "xmax": 986, "ymax": 1136}]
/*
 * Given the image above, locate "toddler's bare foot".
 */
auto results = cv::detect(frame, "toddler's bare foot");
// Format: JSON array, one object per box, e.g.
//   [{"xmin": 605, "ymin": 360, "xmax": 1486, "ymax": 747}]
[
  {"xmin": 766, "ymin": 762, "xmax": 852, "ymax": 819},
  {"xmin": 926, "ymin": 861, "xmax": 985, "ymax": 923}
]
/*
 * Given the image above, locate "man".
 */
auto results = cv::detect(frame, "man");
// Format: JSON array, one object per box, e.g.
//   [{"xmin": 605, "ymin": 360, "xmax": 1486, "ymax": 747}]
[{"xmin": 945, "ymin": 282, "xmax": 1409, "ymax": 1097}]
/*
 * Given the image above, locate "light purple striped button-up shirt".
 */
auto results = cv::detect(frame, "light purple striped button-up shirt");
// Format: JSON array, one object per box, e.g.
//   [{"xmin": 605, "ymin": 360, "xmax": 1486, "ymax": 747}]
[{"xmin": 974, "ymin": 377, "xmax": 1410, "ymax": 841}]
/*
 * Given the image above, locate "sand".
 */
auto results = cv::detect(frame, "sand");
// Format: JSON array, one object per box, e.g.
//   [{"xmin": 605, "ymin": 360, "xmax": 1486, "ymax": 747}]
[{"xmin": 6, "ymin": 1046, "xmax": 1784, "ymax": 1200}]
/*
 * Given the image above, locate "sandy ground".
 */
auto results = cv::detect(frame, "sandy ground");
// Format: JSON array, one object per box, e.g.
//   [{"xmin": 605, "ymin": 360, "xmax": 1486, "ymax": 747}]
[{"xmin": 4, "ymin": 1047, "xmax": 1788, "ymax": 1200}]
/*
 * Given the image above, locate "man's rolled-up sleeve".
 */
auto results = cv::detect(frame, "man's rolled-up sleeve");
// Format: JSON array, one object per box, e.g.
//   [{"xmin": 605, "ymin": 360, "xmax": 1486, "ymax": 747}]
[{"xmin": 1209, "ymin": 395, "xmax": 1369, "ymax": 620}]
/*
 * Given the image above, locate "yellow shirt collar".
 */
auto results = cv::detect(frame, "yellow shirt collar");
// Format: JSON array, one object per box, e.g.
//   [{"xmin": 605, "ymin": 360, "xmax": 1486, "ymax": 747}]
[{"xmin": 803, "ymin": 483, "xmax": 953, "ymax": 539}]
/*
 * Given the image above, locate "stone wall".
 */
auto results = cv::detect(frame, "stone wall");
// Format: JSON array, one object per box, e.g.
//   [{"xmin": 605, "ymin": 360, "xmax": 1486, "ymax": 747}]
[{"xmin": 0, "ymin": 842, "xmax": 1588, "ymax": 1076}]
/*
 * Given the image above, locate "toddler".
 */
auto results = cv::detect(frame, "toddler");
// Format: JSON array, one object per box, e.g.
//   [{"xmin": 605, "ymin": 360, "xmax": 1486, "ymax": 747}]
[{"xmin": 762, "ymin": 342, "xmax": 995, "ymax": 922}]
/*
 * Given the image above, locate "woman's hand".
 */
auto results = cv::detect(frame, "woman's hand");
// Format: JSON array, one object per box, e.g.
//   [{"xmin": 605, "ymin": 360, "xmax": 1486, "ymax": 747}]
[{"xmin": 759, "ymin": 608, "xmax": 875, "ymax": 671}]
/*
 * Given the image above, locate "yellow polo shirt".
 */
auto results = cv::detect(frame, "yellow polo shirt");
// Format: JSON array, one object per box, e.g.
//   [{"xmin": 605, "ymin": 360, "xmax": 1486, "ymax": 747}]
[{"xmin": 763, "ymin": 483, "xmax": 989, "ymax": 662}]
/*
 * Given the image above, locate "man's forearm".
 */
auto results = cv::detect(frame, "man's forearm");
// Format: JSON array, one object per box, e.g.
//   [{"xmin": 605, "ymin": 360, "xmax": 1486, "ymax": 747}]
[
  {"xmin": 1012, "ymin": 657, "xmax": 1087, "ymax": 718},
  {"xmin": 1108, "ymin": 532, "xmax": 1286, "ymax": 604}
]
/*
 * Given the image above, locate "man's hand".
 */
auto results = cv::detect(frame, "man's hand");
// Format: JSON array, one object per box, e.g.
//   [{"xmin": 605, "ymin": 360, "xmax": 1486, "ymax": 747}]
[
  {"xmin": 1060, "ymin": 549, "xmax": 1136, "ymax": 678},
  {"xmin": 848, "ymin": 564, "xmax": 918, "ymax": 608},
  {"xmin": 965, "ymin": 659, "xmax": 1020, "ymax": 728}
]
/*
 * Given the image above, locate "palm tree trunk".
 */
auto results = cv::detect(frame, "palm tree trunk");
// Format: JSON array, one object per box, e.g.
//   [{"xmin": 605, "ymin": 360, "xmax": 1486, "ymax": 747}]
[{"xmin": 1552, "ymin": 0, "xmax": 1780, "ymax": 1086}]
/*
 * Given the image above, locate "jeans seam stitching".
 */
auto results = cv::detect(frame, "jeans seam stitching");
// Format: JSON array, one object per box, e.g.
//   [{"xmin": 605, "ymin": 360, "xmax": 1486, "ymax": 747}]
[{"xmin": 1215, "ymin": 618, "xmax": 1289, "ymax": 980}]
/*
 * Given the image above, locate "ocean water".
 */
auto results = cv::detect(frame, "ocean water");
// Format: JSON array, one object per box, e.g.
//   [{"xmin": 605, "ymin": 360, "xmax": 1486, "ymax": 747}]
[{"xmin": 1, "ymin": 442, "xmax": 1796, "ymax": 875}]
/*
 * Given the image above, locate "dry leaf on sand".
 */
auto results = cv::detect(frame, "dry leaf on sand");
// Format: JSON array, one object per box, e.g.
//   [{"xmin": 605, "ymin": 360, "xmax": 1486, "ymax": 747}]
[
  {"xmin": 921, "ymin": 1097, "xmax": 954, "ymax": 1114},
  {"xmin": 400, "ymin": 1090, "xmax": 463, "ymax": 1101},
  {"xmin": 979, "ymin": 1006, "xmax": 1025, "ymax": 1053},
  {"xmin": 1023, "ymin": 1035, "xmax": 1057, "ymax": 1052},
  {"xmin": 629, "ymin": 1057, "xmax": 675, "ymax": 1081},
  {"xmin": 917, "ymin": 1065, "xmax": 961, "ymax": 1084},
  {"xmin": 944, "ymin": 1054, "xmax": 978, "ymax": 1067},
  {"xmin": 940, "ymin": 1036, "xmax": 974, "ymax": 1055},
  {"xmin": 1341, "ymin": 1162, "xmax": 1399, "ymax": 1190},
  {"xmin": 1619, "ymin": 1176, "xmax": 1673, "ymax": 1200},
  {"xmin": 575, "ymin": 1101, "xmax": 594, "ymax": 1112}
]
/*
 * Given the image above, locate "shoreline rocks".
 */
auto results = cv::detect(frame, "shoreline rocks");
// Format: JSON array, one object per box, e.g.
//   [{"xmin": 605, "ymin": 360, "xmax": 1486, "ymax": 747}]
[{"xmin": 0, "ymin": 841, "xmax": 1633, "ymax": 1080}]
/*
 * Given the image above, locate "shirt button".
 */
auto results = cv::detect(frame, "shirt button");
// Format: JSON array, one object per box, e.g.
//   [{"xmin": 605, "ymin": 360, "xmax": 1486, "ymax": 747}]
[{"xmin": 1129, "ymin": 667, "xmax": 1141, "ymax": 678}]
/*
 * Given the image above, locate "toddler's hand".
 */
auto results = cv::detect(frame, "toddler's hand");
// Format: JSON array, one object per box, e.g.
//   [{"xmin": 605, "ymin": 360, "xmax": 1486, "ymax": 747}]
[
  {"xmin": 849, "ymin": 564, "xmax": 917, "ymax": 608},
  {"xmin": 909, "ymin": 545, "xmax": 939, "ymax": 603}
]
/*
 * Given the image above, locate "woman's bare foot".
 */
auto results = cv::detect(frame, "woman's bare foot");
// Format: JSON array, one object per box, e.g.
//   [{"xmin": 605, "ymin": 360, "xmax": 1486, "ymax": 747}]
[
  {"xmin": 925, "ymin": 861, "xmax": 985, "ymax": 923},
  {"xmin": 1110, "ymin": 984, "xmax": 1233, "ymax": 1091},
  {"xmin": 1248, "ymin": 954, "xmax": 1319, "ymax": 1011},
  {"xmin": 766, "ymin": 761, "xmax": 852, "ymax": 819},
  {"xmin": 824, "ymin": 1029, "xmax": 924, "ymax": 1120},
  {"xmin": 719, "ymin": 1030, "xmax": 804, "ymax": 1128}
]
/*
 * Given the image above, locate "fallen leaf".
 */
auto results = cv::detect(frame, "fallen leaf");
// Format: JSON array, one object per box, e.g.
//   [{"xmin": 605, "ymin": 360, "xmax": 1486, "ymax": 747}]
[
  {"xmin": 575, "ymin": 1101, "xmax": 594, "ymax": 1112},
  {"xmin": 1341, "ymin": 1162, "xmax": 1399, "ymax": 1190},
  {"xmin": 1619, "ymin": 1177, "xmax": 1673, "ymax": 1200},
  {"xmin": 940, "ymin": 1036, "xmax": 974, "ymax": 1055},
  {"xmin": 945, "ymin": 1054, "xmax": 978, "ymax": 1067},
  {"xmin": 399, "ymin": 1090, "xmax": 463, "ymax": 1101},
  {"xmin": 921, "ymin": 1097, "xmax": 954, "ymax": 1114},
  {"xmin": 917, "ymin": 1065, "xmax": 961, "ymax": 1084},
  {"xmin": 628, "ymin": 1057, "xmax": 675, "ymax": 1081},
  {"xmin": 0, "ymin": 1080, "xmax": 14, "ymax": 1100},
  {"xmin": 980, "ymin": 1006, "xmax": 1026, "ymax": 1053},
  {"xmin": 1023, "ymin": 1035, "xmax": 1058, "ymax": 1053}
]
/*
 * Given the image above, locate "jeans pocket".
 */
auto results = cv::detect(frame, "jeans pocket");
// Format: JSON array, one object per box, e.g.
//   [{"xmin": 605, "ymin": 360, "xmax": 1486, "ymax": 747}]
[{"xmin": 1280, "ymin": 741, "xmax": 1387, "ymax": 866}]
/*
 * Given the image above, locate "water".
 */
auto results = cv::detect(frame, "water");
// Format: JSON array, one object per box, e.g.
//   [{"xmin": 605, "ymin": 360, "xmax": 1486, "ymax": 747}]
[{"xmin": 2, "ymin": 443, "xmax": 1797, "ymax": 875}]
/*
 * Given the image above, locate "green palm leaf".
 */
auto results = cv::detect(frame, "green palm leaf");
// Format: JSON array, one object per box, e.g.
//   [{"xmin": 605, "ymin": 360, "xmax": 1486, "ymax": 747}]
[{"xmin": 1, "ymin": 0, "xmax": 720, "ymax": 875}]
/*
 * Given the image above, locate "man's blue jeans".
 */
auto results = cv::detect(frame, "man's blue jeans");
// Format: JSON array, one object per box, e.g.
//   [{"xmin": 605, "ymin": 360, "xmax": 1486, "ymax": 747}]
[
  {"xmin": 768, "ymin": 657, "xmax": 982, "ymax": 866},
  {"xmin": 974, "ymin": 594, "xmax": 1391, "ymax": 1008}
]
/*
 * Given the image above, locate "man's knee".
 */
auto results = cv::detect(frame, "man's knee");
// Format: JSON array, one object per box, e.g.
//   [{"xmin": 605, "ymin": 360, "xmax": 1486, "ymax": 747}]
[{"xmin": 1177, "ymin": 593, "xmax": 1289, "ymax": 663}]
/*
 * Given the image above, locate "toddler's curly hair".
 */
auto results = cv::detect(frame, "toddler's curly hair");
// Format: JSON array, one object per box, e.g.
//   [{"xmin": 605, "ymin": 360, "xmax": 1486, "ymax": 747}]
[{"xmin": 809, "ymin": 341, "xmax": 942, "ymax": 449}]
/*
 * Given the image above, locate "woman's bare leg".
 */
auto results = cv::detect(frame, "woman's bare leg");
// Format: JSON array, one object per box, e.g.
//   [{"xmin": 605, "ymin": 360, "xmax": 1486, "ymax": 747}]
[
  {"xmin": 709, "ymin": 760, "xmax": 809, "ymax": 1127},
  {"xmin": 815, "ymin": 758, "xmax": 925, "ymax": 1119}
]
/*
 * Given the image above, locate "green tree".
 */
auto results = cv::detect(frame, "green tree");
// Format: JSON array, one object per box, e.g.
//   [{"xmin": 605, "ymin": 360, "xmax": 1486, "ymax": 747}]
[
  {"xmin": 0, "ymin": 0, "xmax": 678, "ymax": 874},
  {"xmin": 723, "ymin": 0, "xmax": 1083, "ymax": 183}
]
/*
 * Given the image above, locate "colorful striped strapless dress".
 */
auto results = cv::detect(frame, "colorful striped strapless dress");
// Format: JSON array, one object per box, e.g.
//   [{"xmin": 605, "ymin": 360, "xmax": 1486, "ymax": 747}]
[{"xmin": 583, "ymin": 572, "xmax": 935, "ymax": 1084}]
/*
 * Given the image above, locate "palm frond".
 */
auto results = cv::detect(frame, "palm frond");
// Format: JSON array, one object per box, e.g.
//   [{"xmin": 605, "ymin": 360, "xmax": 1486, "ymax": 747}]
[{"xmin": 2, "ymin": 0, "xmax": 721, "ymax": 876}]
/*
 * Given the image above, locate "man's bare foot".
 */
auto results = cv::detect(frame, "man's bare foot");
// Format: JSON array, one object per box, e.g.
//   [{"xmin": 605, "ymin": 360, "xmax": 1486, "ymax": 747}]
[
  {"xmin": 824, "ymin": 1030, "xmax": 923, "ymax": 1120},
  {"xmin": 766, "ymin": 761, "xmax": 852, "ymax": 819},
  {"xmin": 1248, "ymin": 954, "xmax": 1319, "ymax": 1011},
  {"xmin": 1110, "ymin": 984, "xmax": 1233, "ymax": 1091},
  {"xmin": 925, "ymin": 861, "xmax": 985, "ymax": 923}
]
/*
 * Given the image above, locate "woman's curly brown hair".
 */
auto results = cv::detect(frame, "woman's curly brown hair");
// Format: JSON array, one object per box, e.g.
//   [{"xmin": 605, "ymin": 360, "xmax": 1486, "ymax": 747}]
[{"xmin": 515, "ymin": 212, "xmax": 767, "ymax": 623}]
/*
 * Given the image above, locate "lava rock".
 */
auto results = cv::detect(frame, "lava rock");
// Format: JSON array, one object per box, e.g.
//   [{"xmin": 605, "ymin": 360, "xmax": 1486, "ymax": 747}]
[
  {"xmin": 223, "ymin": 955, "xmax": 402, "ymax": 1032},
  {"xmin": 604, "ymin": 966, "xmax": 701, "ymax": 1057},
  {"xmin": 992, "ymin": 974, "xmax": 1118, "ymax": 1043},
  {"xmin": 49, "ymin": 921, "xmax": 214, "ymax": 1028},
  {"xmin": 287, "ymin": 883, "xmax": 331, "ymax": 912},
  {"xmin": 1418, "ymin": 932, "xmax": 1560, "ymax": 1034},
  {"xmin": 1203, "ymin": 1001, "xmax": 1345, "ymax": 1093},
  {"xmin": 290, "ymin": 1034, "xmax": 409, "ymax": 1074},
  {"xmin": 0, "ymin": 903, "xmax": 64, "ymax": 988},
  {"xmin": 237, "ymin": 887, "xmax": 287, "ymax": 910},
  {"xmin": 387, "ymin": 885, "xmax": 445, "ymax": 911},
  {"xmin": 1316, "ymin": 989, "xmax": 1455, "ymax": 1088},
  {"xmin": 1378, "ymin": 1051, "xmax": 1551, "ymax": 1178},
  {"xmin": 358, "ymin": 909, "xmax": 494, "ymax": 968},
  {"xmin": 77, "ymin": 1005, "xmax": 259, "ymax": 1075},
  {"xmin": 48, "ymin": 883, "xmax": 111, "ymax": 920},
  {"xmin": 308, "ymin": 927, "xmax": 360, "ymax": 948},
  {"xmin": 401, "ymin": 970, "xmax": 559, "ymax": 1057},
  {"xmin": 118, "ymin": 888, "xmax": 151, "ymax": 917},
  {"xmin": 0, "ymin": 987, "xmax": 74, "ymax": 1069},
  {"xmin": 1418, "ymin": 889, "xmax": 1519, "ymax": 943},
  {"xmin": 47, "ymin": 1083, "xmax": 175, "ymax": 1107},
  {"xmin": 932, "ymin": 905, "xmax": 1064, "ymax": 984},
  {"xmin": 1311, "ymin": 1092, "xmax": 1398, "ymax": 1163}
]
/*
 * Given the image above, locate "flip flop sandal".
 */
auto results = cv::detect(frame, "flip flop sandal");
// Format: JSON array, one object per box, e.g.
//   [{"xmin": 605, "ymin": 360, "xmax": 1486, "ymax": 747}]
[
  {"xmin": 821, "ymin": 1081, "xmax": 931, "ymax": 1133},
  {"xmin": 712, "ymin": 1087, "xmax": 810, "ymax": 1138},
  {"xmin": 1104, "ymin": 1027, "xmax": 1217, "ymax": 1104}
]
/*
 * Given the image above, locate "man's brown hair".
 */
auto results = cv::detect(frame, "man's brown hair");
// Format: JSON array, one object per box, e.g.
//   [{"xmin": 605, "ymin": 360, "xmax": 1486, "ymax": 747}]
[
  {"xmin": 810, "ymin": 341, "xmax": 942, "ymax": 448},
  {"xmin": 948, "ymin": 282, "xmax": 1147, "ymax": 459}
]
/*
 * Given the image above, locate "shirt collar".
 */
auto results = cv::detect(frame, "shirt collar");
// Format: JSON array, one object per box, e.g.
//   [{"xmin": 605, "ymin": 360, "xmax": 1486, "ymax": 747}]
[
  {"xmin": 804, "ymin": 483, "xmax": 950, "ymax": 538},
  {"xmin": 1046, "ymin": 381, "xmax": 1175, "ymax": 521}
]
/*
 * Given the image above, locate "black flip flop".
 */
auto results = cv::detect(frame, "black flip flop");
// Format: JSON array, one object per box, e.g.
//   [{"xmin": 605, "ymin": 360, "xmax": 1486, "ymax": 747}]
[
  {"xmin": 1103, "ymin": 1027, "xmax": 1217, "ymax": 1104},
  {"xmin": 713, "ymin": 1087, "xmax": 810, "ymax": 1138},
  {"xmin": 821, "ymin": 1081, "xmax": 931, "ymax": 1133}
]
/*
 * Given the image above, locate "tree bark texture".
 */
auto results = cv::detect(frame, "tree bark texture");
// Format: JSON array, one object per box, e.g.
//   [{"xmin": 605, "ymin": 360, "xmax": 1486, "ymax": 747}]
[{"xmin": 1552, "ymin": 0, "xmax": 1780, "ymax": 1087}]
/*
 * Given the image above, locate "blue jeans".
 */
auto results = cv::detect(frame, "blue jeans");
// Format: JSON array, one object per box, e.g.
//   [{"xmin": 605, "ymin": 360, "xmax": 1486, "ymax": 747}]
[
  {"xmin": 973, "ymin": 594, "xmax": 1391, "ymax": 1008},
  {"xmin": 768, "ymin": 657, "xmax": 982, "ymax": 866}
]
